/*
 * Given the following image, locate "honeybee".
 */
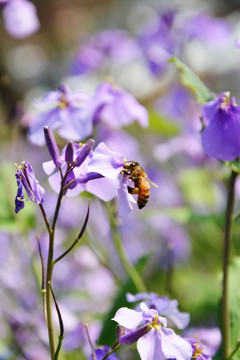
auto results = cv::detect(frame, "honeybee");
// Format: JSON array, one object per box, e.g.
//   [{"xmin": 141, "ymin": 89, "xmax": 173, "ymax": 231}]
[{"xmin": 123, "ymin": 161, "xmax": 158, "ymax": 209}]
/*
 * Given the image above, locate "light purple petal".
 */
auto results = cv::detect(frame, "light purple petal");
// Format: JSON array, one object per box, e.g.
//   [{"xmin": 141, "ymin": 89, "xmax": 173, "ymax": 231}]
[
  {"xmin": 112, "ymin": 307, "xmax": 143, "ymax": 329},
  {"xmin": 100, "ymin": 90, "xmax": 148, "ymax": 129},
  {"xmin": 3, "ymin": 0, "xmax": 40, "ymax": 39},
  {"xmin": 42, "ymin": 160, "xmax": 56, "ymax": 176},
  {"xmin": 137, "ymin": 330, "xmax": 165, "ymax": 360},
  {"xmin": 235, "ymin": 38, "xmax": 240, "ymax": 49},
  {"xmin": 161, "ymin": 300, "xmax": 190, "ymax": 329},
  {"xmin": 33, "ymin": 91, "xmax": 61, "ymax": 106},
  {"xmin": 126, "ymin": 292, "xmax": 157, "ymax": 303},
  {"xmin": 58, "ymin": 107, "xmax": 93, "ymax": 141},
  {"xmin": 87, "ymin": 142, "xmax": 125, "ymax": 179},
  {"xmin": 28, "ymin": 108, "xmax": 61, "ymax": 146},
  {"xmin": 118, "ymin": 182, "xmax": 136, "ymax": 217},
  {"xmin": 160, "ymin": 328, "xmax": 193, "ymax": 360},
  {"xmin": 85, "ymin": 177, "xmax": 119, "ymax": 201}
]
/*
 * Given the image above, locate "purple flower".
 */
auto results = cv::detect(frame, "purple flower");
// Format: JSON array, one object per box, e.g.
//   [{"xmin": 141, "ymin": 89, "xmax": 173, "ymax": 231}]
[
  {"xmin": 112, "ymin": 302, "xmax": 193, "ymax": 360},
  {"xmin": 182, "ymin": 13, "xmax": 232, "ymax": 44},
  {"xmin": 201, "ymin": 92, "xmax": 240, "ymax": 161},
  {"xmin": 15, "ymin": 161, "xmax": 44, "ymax": 213},
  {"xmin": 69, "ymin": 29, "xmax": 140, "ymax": 75},
  {"xmin": 138, "ymin": 11, "xmax": 179, "ymax": 76},
  {"xmin": 87, "ymin": 142, "xmax": 137, "ymax": 215},
  {"xmin": 43, "ymin": 140, "xmax": 120, "ymax": 201},
  {"xmin": 2, "ymin": 0, "xmax": 40, "ymax": 39},
  {"xmin": 184, "ymin": 327, "xmax": 221, "ymax": 357},
  {"xmin": 91, "ymin": 81, "xmax": 148, "ymax": 129},
  {"xmin": 185, "ymin": 338, "xmax": 211, "ymax": 360},
  {"xmin": 126, "ymin": 293, "xmax": 190, "ymax": 329},
  {"xmin": 28, "ymin": 82, "xmax": 148, "ymax": 146},
  {"xmin": 28, "ymin": 84, "xmax": 91, "ymax": 145},
  {"xmin": 88, "ymin": 346, "xmax": 120, "ymax": 360}
]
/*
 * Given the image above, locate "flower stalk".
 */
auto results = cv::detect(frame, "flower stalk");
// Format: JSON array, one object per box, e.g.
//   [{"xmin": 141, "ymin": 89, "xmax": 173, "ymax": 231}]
[
  {"xmin": 107, "ymin": 201, "xmax": 147, "ymax": 293},
  {"xmin": 222, "ymin": 170, "xmax": 238, "ymax": 359}
]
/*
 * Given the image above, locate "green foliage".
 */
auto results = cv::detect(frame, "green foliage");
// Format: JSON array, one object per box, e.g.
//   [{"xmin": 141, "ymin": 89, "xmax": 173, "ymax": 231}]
[
  {"xmin": 178, "ymin": 168, "xmax": 222, "ymax": 209},
  {"xmin": 169, "ymin": 57, "xmax": 214, "ymax": 104},
  {"xmin": 148, "ymin": 109, "xmax": 180, "ymax": 137}
]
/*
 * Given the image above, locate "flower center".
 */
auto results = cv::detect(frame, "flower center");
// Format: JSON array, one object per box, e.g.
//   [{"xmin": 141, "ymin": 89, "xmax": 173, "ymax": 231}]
[
  {"xmin": 151, "ymin": 315, "xmax": 161, "ymax": 330},
  {"xmin": 192, "ymin": 343, "xmax": 204, "ymax": 359},
  {"xmin": 59, "ymin": 94, "xmax": 68, "ymax": 109},
  {"xmin": 220, "ymin": 91, "xmax": 236, "ymax": 111}
]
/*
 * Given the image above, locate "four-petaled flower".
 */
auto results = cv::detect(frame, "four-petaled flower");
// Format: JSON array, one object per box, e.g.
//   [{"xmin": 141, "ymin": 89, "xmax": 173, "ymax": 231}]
[
  {"xmin": 201, "ymin": 92, "xmax": 240, "ymax": 161},
  {"xmin": 112, "ymin": 302, "xmax": 193, "ymax": 360},
  {"xmin": 15, "ymin": 161, "xmax": 45, "ymax": 213},
  {"xmin": 42, "ymin": 140, "xmax": 121, "ymax": 202},
  {"xmin": 28, "ymin": 84, "xmax": 91, "ymax": 145},
  {"xmin": 126, "ymin": 292, "xmax": 190, "ymax": 329}
]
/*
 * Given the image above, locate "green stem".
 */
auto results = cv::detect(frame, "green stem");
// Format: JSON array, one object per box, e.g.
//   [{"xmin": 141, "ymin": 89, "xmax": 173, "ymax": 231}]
[
  {"xmin": 54, "ymin": 335, "xmax": 64, "ymax": 360},
  {"xmin": 107, "ymin": 203, "xmax": 147, "ymax": 293},
  {"xmin": 44, "ymin": 168, "xmax": 70, "ymax": 359},
  {"xmin": 46, "ymin": 230, "xmax": 56, "ymax": 360},
  {"xmin": 101, "ymin": 344, "xmax": 121, "ymax": 360},
  {"xmin": 222, "ymin": 170, "xmax": 238, "ymax": 359}
]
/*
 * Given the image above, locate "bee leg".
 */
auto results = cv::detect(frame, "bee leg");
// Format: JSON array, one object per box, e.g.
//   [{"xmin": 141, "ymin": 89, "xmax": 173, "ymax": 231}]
[{"xmin": 127, "ymin": 186, "xmax": 140, "ymax": 195}]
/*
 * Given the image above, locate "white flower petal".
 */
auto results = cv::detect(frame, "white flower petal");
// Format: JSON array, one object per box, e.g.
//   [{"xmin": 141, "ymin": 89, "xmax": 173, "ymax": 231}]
[
  {"xmin": 112, "ymin": 307, "xmax": 143, "ymax": 329},
  {"xmin": 160, "ymin": 328, "xmax": 193, "ymax": 360},
  {"xmin": 137, "ymin": 330, "xmax": 164, "ymax": 360}
]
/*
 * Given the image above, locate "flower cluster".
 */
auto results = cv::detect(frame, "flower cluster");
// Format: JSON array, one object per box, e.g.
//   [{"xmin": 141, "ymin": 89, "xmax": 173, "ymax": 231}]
[
  {"xmin": 28, "ymin": 82, "xmax": 148, "ymax": 146},
  {"xmin": 16, "ymin": 127, "xmax": 156, "ymax": 216}
]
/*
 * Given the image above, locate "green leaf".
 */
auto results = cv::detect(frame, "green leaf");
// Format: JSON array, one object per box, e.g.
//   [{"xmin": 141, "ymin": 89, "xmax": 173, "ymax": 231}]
[
  {"xmin": 98, "ymin": 254, "xmax": 151, "ymax": 346},
  {"xmin": 169, "ymin": 57, "xmax": 214, "ymax": 103},
  {"xmin": 148, "ymin": 109, "xmax": 180, "ymax": 137},
  {"xmin": 178, "ymin": 168, "xmax": 222, "ymax": 209}
]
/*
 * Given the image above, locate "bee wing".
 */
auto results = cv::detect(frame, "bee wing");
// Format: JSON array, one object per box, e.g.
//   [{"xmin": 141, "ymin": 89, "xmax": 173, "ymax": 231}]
[{"xmin": 143, "ymin": 176, "xmax": 158, "ymax": 188}]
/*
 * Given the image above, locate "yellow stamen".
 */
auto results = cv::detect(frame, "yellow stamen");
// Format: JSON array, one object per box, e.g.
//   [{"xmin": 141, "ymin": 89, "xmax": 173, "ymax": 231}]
[
  {"xmin": 192, "ymin": 343, "xmax": 204, "ymax": 359},
  {"xmin": 151, "ymin": 315, "xmax": 161, "ymax": 331},
  {"xmin": 59, "ymin": 94, "xmax": 68, "ymax": 109}
]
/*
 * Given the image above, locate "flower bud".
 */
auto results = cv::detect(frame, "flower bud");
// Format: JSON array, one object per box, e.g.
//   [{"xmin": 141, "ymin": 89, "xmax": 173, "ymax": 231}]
[
  {"xmin": 75, "ymin": 139, "xmax": 95, "ymax": 167},
  {"xmin": 44, "ymin": 126, "xmax": 62, "ymax": 168},
  {"xmin": 65, "ymin": 141, "xmax": 74, "ymax": 164},
  {"xmin": 119, "ymin": 324, "xmax": 151, "ymax": 345}
]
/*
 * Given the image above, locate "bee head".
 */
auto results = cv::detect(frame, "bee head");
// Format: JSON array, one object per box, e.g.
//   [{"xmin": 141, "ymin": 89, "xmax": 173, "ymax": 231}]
[{"xmin": 124, "ymin": 161, "xmax": 139, "ymax": 169}]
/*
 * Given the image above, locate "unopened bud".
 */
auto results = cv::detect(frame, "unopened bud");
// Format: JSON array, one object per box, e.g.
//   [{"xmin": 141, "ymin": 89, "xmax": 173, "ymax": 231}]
[
  {"xmin": 44, "ymin": 126, "xmax": 62, "ymax": 168},
  {"xmin": 75, "ymin": 139, "xmax": 95, "ymax": 167},
  {"xmin": 65, "ymin": 141, "xmax": 74, "ymax": 164}
]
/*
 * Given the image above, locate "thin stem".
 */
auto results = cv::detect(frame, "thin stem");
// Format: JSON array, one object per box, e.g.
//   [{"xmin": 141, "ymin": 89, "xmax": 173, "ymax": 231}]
[
  {"xmin": 46, "ymin": 230, "xmax": 56, "ymax": 359},
  {"xmin": 39, "ymin": 203, "xmax": 51, "ymax": 234},
  {"xmin": 101, "ymin": 344, "xmax": 121, "ymax": 360},
  {"xmin": 51, "ymin": 286, "xmax": 64, "ymax": 360},
  {"xmin": 107, "ymin": 202, "xmax": 147, "ymax": 293},
  {"xmin": 35, "ymin": 234, "xmax": 47, "ymax": 323},
  {"xmin": 227, "ymin": 340, "xmax": 240, "ymax": 360},
  {"xmin": 222, "ymin": 170, "xmax": 238, "ymax": 359},
  {"xmin": 84, "ymin": 324, "xmax": 97, "ymax": 360},
  {"xmin": 53, "ymin": 202, "xmax": 90, "ymax": 265},
  {"xmin": 44, "ymin": 167, "xmax": 70, "ymax": 359}
]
